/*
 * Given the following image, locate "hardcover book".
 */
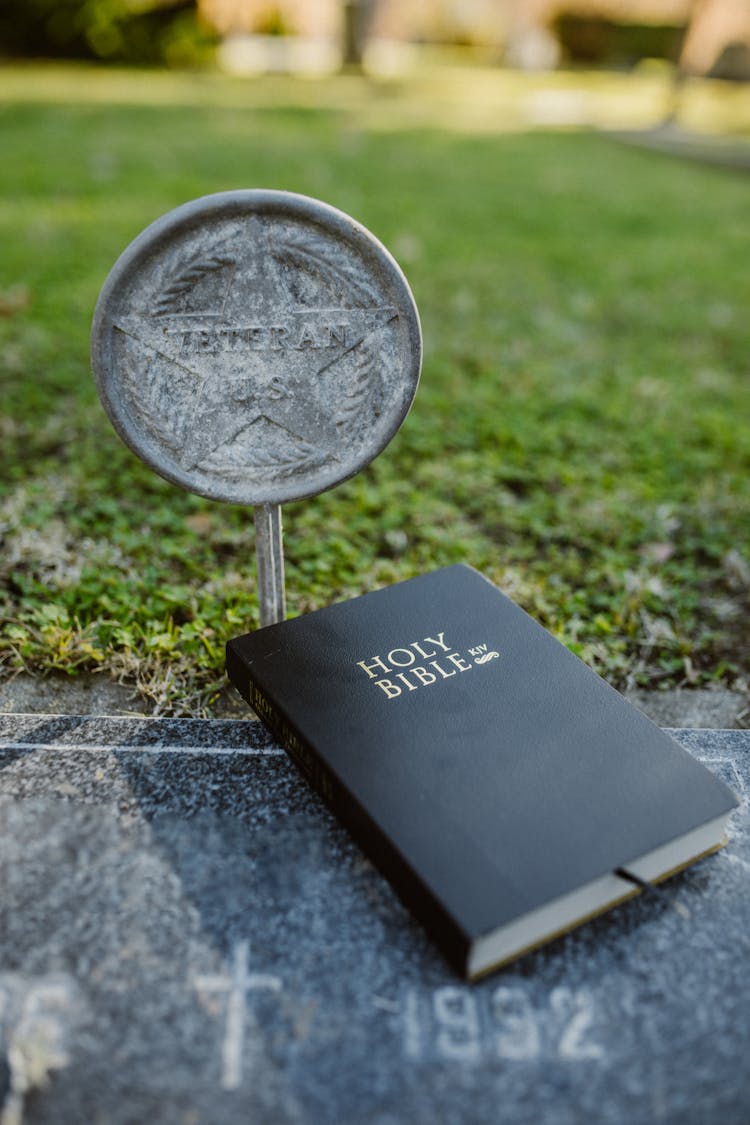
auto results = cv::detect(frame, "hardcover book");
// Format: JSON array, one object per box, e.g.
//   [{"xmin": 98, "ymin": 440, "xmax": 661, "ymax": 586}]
[{"xmin": 226, "ymin": 564, "xmax": 737, "ymax": 978}]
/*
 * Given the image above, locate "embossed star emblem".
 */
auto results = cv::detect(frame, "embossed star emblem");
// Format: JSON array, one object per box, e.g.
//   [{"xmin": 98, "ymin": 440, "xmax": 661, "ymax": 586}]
[
  {"xmin": 113, "ymin": 219, "xmax": 396, "ymax": 473},
  {"xmin": 92, "ymin": 191, "xmax": 421, "ymax": 505}
]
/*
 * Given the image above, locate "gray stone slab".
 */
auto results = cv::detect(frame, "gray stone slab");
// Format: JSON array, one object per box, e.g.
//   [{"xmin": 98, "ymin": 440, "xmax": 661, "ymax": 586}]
[
  {"xmin": 3, "ymin": 673, "xmax": 746, "ymax": 727},
  {"xmin": 1, "ymin": 715, "xmax": 749, "ymax": 1124},
  {"xmin": 0, "ymin": 675, "xmax": 150, "ymax": 718},
  {"xmin": 624, "ymin": 688, "xmax": 747, "ymax": 730},
  {"xmin": 0, "ymin": 673, "xmax": 248, "ymax": 719}
]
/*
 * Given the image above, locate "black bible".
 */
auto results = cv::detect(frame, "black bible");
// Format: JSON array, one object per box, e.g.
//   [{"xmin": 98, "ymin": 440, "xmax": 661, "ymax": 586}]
[{"xmin": 226, "ymin": 564, "xmax": 737, "ymax": 978}]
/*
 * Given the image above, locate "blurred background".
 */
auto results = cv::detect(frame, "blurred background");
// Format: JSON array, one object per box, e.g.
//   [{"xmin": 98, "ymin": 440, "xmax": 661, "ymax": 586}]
[
  {"xmin": 3, "ymin": 0, "xmax": 750, "ymax": 82},
  {"xmin": 0, "ymin": 1, "xmax": 748, "ymax": 716}
]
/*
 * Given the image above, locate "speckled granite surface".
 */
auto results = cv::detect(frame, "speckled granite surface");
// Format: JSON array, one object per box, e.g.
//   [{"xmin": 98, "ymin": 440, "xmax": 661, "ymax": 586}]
[{"xmin": 1, "ymin": 715, "xmax": 748, "ymax": 1124}]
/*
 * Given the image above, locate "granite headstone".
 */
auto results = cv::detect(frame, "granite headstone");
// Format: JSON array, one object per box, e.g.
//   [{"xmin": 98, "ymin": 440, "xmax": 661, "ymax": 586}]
[{"xmin": 1, "ymin": 716, "xmax": 748, "ymax": 1124}]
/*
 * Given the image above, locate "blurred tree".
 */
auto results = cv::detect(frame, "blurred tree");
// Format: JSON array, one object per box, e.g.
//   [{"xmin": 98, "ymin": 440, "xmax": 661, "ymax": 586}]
[
  {"xmin": 0, "ymin": 0, "xmax": 215, "ymax": 64},
  {"xmin": 342, "ymin": 0, "xmax": 376, "ymax": 68}
]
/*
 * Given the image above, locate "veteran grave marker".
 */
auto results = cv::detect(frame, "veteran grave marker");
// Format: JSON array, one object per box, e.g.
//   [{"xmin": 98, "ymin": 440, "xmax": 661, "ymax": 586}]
[{"xmin": 91, "ymin": 190, "xmax": 421, "ymax": 624}]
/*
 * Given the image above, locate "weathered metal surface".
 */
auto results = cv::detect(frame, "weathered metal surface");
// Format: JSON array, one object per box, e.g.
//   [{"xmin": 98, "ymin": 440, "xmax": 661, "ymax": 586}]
[
  {"xmin": 91, "ymin": 190, "xmax": 422, "ymax": 507},
  {"xmin": 254, "ymin": 503, "xmax": 286, "ymax": 626},
  {"xmin": 1, "ymin": 717, "xmax": 749, "ymax": 1124}
]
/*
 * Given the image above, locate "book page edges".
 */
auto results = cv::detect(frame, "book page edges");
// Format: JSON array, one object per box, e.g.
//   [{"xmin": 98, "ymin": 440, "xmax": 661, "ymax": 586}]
[{"xmin": 467, "ymin": 810, "xmax": 733, "ymax": 980}]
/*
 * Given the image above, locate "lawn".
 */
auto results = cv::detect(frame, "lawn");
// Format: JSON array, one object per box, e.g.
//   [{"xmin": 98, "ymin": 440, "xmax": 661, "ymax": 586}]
[{"xmin": 1, "ymin": 65, "xmax": 749, "ymax": 713}]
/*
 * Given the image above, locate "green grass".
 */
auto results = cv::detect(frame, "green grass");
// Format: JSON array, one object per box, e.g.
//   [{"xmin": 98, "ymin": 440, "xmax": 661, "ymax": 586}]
[{"xmin": 1, "ymin": 66, "xmax": 749, "ymax": 712}]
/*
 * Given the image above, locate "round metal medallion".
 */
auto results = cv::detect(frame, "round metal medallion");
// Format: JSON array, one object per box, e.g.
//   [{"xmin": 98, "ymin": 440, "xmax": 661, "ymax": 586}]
[{"xmin": 91, "ymin": 191, "xmax": 422, "ymax": 505}]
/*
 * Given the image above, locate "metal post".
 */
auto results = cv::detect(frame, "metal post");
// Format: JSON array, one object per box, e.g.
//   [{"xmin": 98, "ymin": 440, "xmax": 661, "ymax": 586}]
[{"xmin": 253, "ymin": 504, "xmax": 286, "ymax": 627}]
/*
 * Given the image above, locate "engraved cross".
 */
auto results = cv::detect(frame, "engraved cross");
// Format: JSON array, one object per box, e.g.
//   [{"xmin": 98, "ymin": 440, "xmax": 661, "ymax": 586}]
[{"xmin": 194, "ymin": 940, "xmax": 282, "ymax": 1091}]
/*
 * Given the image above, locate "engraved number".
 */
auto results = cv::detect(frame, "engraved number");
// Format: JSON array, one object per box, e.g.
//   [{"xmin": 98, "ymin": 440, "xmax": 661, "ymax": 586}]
[
  {"xmin": 432, "ymin": 987, "xmax": 481, "ymax": 1061},
  {"xmin": 492, "ymin": 987, "xmax": 541, "ymax": 1060},
  {"xmin": 551, "ymin": 987, "xmax": 604, "ymax": 1060},
  {"xmin": 402, "ymin": 986, "xmax": 604, "ymax": 1063}
]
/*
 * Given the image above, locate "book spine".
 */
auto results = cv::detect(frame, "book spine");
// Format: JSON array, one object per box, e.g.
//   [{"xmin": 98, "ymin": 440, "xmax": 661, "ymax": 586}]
[
  {"xmin": 226, "ymin": 640, "xmax": 471, "ymax": 977},
  {"xmin": 250, "ymin": 680, "xmax": 337, "ymax": 805},
  {"xmin": 226, "ymin": 643, "xmax": 340, "ymax": 804}
]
